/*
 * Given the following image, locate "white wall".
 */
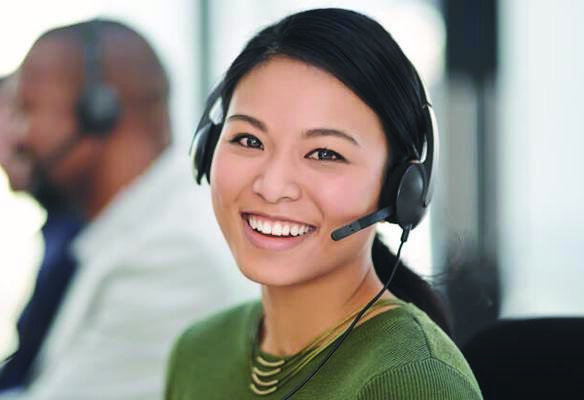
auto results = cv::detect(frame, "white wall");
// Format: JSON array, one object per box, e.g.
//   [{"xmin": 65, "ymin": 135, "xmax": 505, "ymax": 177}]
[{"xmin": 498, "ymin": 0, "xmax": 584, "ymax": 317}]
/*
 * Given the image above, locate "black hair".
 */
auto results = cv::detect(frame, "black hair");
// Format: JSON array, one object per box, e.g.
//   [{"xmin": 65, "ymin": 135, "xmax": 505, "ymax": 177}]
[
  {"xmin": 201, "ymin": 8, "xmax": 451, "ymax": 334},
  {"xmin": 372, "ymin": 234, "xmax": 451, "ymax": 333}
]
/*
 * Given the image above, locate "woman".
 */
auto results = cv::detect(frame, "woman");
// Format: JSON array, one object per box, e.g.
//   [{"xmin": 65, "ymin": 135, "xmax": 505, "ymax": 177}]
[{"xmin": 166, "ymin": 8, "xmax": 482, "ymax": 399}]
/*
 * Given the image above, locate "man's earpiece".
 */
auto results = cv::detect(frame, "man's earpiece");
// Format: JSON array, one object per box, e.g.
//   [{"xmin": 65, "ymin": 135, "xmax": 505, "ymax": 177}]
[
  {"xmin": 32, "ymin": 21, "xmax": 122, "ymax": 178},
  {"xmin": 76, "ymin": 20, "xmax": 121, "ymax": 137}
]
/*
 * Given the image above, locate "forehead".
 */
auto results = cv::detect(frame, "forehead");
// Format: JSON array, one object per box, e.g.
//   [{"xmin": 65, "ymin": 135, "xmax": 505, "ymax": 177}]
[
  {"xmin": 0, "ymin": 82, "xmax": 13, "ymax": 114},
  {"xmin": 229, "ymin": 57, "xmax": 385, "ymax": 143},
  {"xmin": 0, "ymin": 76, "xmax": 17, "ymax": 97}
]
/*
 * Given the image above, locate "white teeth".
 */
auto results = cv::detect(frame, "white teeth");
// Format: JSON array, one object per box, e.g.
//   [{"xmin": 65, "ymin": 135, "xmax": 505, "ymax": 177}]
[
  {"xmin": 247, "ymin": 215, "xmax": 312, "ymax": 237},
  {"xmin": 261, "ymin": 223, "xmax": 272, "ymax": 235}
]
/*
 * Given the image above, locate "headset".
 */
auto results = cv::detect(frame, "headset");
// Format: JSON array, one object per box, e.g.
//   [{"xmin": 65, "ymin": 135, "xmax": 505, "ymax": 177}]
[
  {"xmin": 76, "ymin": 19, "xmax": 121, "ymax": 137},
  {"xmin": 37, "ymin": 20, "xmax": 122, "ymax": 172},
  {"xmin": 191, "ymin": 80, "xmax": 438, "ymax": 240}
]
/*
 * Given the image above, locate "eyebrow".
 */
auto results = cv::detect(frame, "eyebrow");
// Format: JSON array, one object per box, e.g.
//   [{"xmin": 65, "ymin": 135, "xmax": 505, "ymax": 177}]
[
  {"xmin": 226, "ymin": 113, "xmax": 359, "ymax": 146},
  {"xmin": 226, "ymin": 114, "xmax": 267, "ymax": 132},
  {"xmin": 303, "ymin": 128, "xmax": 359, "ymax": 146}
]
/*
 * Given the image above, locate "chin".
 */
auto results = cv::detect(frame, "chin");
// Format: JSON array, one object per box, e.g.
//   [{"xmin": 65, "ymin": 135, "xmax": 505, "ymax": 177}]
[
  {"xmin": 236, "ymin": 257, "xmax": 310, "ymax": 288},
  {"xmin": 238, "ymin": 261, "xmax": 293, "ymax": 287}
]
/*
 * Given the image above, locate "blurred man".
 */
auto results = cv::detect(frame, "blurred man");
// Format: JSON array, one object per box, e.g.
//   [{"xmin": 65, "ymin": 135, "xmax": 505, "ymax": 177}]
[
  {"xmin": 0, "ymin": 20, "xmax": 255, "ymax": 400},
  {"xmin": 0, "ymin": 73, "xmax": 85, "ymax": 395}
]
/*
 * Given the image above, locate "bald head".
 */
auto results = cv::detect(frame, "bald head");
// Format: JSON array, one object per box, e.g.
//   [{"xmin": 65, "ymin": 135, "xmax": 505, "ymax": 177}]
[
  {"xmin": 17, "ymin": 20, "xmax": 174, "ymax": 217},
  {"xmin": 46, "ymin": 21, "xmax": 168, "ymax": 101},
  {"xmin": 23, "ymin": 20, "xmax": 171, "ymax": 143}
]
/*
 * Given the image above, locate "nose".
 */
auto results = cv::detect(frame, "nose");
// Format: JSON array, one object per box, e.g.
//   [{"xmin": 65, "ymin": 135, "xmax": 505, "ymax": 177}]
[
  {"xmin": 10, "ymin": 112, "xmax": 33, "ymax": 162},
  {"xmin": 252, "ymin": 153, "xmax": 301, "ymax": 203},
  {"xmin": 0, "ymin": 111, "xmax": 34, "ymax": 191},
  {"xmin": 7, "ymin": 108, "xmax": 30, "ymax": 149}
]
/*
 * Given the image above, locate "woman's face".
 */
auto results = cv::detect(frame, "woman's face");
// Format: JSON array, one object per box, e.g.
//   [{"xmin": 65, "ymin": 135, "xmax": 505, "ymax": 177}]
[{"xmin": 210, "ymin": 57, "xmax": 388, "ymax": 287}]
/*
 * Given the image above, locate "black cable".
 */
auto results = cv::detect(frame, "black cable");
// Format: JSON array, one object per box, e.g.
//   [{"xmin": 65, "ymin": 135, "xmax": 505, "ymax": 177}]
[{"xmin": 282, "ymin": 225, "xmax": 412, "ymax": 399}]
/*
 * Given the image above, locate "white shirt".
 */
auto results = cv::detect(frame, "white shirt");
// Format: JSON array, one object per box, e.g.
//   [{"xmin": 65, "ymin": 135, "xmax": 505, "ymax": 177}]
[{"xmin": 1, "ymin": 146, "xmax": 258, "ymax": 400}]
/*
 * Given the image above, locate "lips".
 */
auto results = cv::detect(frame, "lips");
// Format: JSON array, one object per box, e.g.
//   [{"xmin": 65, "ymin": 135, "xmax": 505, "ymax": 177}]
[{"xmin": 243, "ymin": 213, "xmax": 316, "ymax": 238}]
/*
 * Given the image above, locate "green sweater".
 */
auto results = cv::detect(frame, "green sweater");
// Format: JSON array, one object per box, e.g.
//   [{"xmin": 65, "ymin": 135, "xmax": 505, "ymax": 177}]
[{"xmin": 165, "ymin": 299, "xmax": 483, "ymax": 399}]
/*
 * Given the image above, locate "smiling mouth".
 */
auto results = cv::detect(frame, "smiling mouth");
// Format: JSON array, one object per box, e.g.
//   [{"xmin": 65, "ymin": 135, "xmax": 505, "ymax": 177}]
[{"xmin": 243, "ymin": 213, "xmax": 316, "ymax": 238}]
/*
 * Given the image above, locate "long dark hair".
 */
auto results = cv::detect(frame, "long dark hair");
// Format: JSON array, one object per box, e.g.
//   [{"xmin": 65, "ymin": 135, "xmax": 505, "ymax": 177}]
[{"xmin": 202, "ymin": 8, "xmax": 451, "ymax": 334}]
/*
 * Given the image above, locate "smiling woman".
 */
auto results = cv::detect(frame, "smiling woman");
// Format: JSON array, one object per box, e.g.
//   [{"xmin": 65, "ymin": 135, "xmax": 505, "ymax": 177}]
[
  {"xmin": 210, "ymin": 58, "xmax": 388, "ymax": 288},
  {"xmin": 166, "ymin": 8, "xmax": 482, "ymax": 400}
]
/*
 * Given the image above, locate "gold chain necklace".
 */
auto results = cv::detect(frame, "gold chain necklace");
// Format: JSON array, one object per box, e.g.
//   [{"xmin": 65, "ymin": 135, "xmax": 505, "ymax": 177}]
[{"xmin": 248, "ymin": 298, "xmax": 395, "ymax": 396}]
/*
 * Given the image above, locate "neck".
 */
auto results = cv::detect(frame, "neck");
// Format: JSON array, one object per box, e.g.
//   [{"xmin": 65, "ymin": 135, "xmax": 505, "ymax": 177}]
[
  {"xmin": 83, "ymin": 130, "xmax": 166, "ymax": 219},
  {"xmin": 259, "ymin": 260, "xmax": 391, "ymax": 357}
]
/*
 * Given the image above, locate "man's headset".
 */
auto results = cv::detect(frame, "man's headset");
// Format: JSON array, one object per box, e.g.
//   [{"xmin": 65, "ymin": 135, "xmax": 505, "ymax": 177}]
[
  {"xmin": 41, "ymin": 20, "xmax": 121, "ymax": 170},
  {"xmin": 191, "ymin": 81, "xmax": 438, "ymax": 241},
  {"xmin": 76, "ymin": 20, "xmax": 121, "ymax": 136}
]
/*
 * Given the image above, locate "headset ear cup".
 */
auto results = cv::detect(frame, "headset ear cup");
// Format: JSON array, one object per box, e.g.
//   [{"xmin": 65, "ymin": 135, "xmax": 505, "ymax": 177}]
[
  {"xmin": 381, "ymin": 161, "xmax": 427, "ymax": 229},
  {"xmin": 395, "ymin": 162, "xmax": 427, "ymax": 229},
  {"xmin": 193, "ymin": 122, "xmax": 221, "ymax": 184},
  {"xmin": 77, "ymin": 83, "xmax": 121, "ymax": 136}
]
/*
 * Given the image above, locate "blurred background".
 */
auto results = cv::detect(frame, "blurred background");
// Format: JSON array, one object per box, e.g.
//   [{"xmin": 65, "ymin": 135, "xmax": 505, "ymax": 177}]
[{"xmin": 1, "ymin": 0, "xmax": 582, "ymax": 359}]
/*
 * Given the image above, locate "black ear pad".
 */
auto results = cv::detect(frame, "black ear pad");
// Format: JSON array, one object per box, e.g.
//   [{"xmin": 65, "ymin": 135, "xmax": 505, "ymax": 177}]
[
  {"xmin": 193, "ymin": 121, "xmax": 221, "ymax": 184},
  {"xmin": 77, "ymin": 82, "xmax": 121, "ymax": 136},
  {"xmin": 380, "ymin": 161, "xmax": 427, "ymax": 229}
]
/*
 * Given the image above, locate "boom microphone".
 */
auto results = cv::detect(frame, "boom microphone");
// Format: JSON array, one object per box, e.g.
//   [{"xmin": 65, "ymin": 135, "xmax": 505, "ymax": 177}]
[{"xmin": 331, "ymin": 207, "xmax": 393, "ymax": 241}]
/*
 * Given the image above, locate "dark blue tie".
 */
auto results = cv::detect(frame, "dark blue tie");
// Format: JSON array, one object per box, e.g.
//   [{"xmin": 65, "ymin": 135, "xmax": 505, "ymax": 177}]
[{"xmin": 0, "ymin": 212, "xmax": 83, "ymax": 390}]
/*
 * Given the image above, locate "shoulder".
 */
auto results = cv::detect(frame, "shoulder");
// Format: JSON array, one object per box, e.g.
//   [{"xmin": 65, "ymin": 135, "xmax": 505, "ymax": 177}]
[
  {"xmin": 357, "ymin": 358, "xmax": 483, "ymax": 400},
  {"xmin": 166, "ymin": 301, "xmax": 261, "ymax": 399},
  {"xmin": 349, "ymin": 301, "xmax": 483, "ymax": 399},
  {"xmin": 165, "ymin": 300, "xmax": 261, "ymax": 398}
]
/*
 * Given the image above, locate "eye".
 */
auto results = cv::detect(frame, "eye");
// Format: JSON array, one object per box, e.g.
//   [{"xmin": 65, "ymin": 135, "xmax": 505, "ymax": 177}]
[
  {"xmin": 230, "ymin": 134, "xmax": 264, "ymax": 150},
  {"xmin": 306, "ymin": 148, "xmax": 346, "ymax": 162}
]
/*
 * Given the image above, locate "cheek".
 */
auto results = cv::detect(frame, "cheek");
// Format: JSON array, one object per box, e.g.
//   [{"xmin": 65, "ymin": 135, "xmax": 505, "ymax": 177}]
[
  {"xmin": 210, "ymin": 145, "xmax": 248, "ymax": 225},
  {"xmin": 49, "ymin": 140, "xmax": 98, "ymax": 192},
  {"xmin": 312, "ymin": 170, "xmax": 383, "ymax": 224},
  {"xmin": 28, "ymin": 111, "xmax": 75, "ymax": 157}
]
